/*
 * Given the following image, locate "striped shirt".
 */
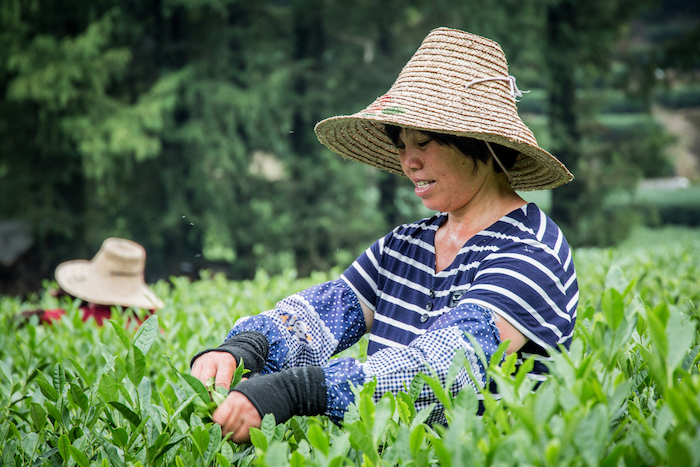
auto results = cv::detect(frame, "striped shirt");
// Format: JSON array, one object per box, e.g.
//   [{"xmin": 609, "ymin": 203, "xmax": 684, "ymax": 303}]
[
  {"xmin": 342, "ymin": 203, "xmax": 578, "ymax": 374},
  {"xmin": 226, "ymin": 203, "xmax": 577, "ymax": 424}
]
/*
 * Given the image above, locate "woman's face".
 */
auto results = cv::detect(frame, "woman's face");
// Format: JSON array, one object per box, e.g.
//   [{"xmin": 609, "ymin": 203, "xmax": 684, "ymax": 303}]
[{"xmin": 396, "ymin": 128, "xmax": 494, "ymax": 214}]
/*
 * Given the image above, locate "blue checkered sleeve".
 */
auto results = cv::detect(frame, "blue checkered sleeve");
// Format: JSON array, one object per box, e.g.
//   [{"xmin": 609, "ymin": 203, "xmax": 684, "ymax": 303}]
[
  {"xmin": 323, "ymin": 304, "xmax": 502, "ymax": 425},
  {"xmin": 224, "ymin": 279, "xmax": 366, "ymax": 374}
]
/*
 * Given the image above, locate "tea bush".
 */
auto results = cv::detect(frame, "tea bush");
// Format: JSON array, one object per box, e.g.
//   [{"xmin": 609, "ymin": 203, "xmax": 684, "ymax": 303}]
[{"xmin": 1, "ymin": 228, "xmax": 699, "ymax": 466}]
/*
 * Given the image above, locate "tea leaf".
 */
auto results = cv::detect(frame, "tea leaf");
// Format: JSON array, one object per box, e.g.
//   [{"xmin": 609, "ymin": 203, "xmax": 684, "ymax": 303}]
[
  {"xmin": 98, "ymin": 343, "xmax": 117, "ymax": 372},
  {"xmin": 419, "ymin": 370, "xmax": 452, "ymax": 411},
  {"xmin": 207, "ymin": 377, "xmax": 228, "ymax": 406},
  {"xmin": 52, "ymin": 363, "xmax": 66, "ymax": 395},
  {"xmin": 410, "ymin": 403, "xmax": 435, "ymax": 431},
  {"xmin": 133, "ymin": 315, "xmax": 159, "ymax": 356},
  {"xmin": 69, "ymin": 445, "xmax": 90, "ymax": 467},
  {"xmin": 44, "ymin": 401, "xmax": 61, "ymax": 425},
  {"xmin": 215, "ymin": 453, "xmax": 231, "ymax": 467},
  {"xmin": 191, "ymin": 425, "xmax": 210, "ymax": 458},
  {"xmin": 57, "ymin": 434, "xmax": 71, "ymax": 462},
  {"xmin": 0, "ymin": 360, "xmax": 12, "ymax": 385},
  {"xmin": 289, "ymin": 417, "xmax": 308, "ymax": 444},
  {"xmin": 109, "ymin": 319, "xmax": 131, "ymax": 350},
  {"xmin": 170, "ymin": 393, "xmax": 198, "ymax": 422},
  {"xmin": 408, "ymin": 374, "xmax": 424, "ymax": 402},
  {"xmin": 260, "ymin": 413, "xmax": 276, "ymax": 440},
  {"xmin": 126, "ymin": 345, "xmax": 145, "ymax": 387},
  {"xmin": 307, "ymin": 423, "xmax": 328, "ymax": 456},
  {"xmin": 409, "ymin": 423, "xmax": 426, "ymax": 457},
  {"xmin": 30, "ymin": 402, "xmax": 46, "ymax": 431},
  {"xmin": 665, "ymin": 310, "xmax": 696, "ymax": 374},
  {"xmin": 35, "ymin": 371, "xmax": 59, "ymax": 402},
  {"xmin": 604, "ymin": 265, "xmax": 629, "ymax": 297},
  {"xmin": 167, "ymin": 380, "xmax": 188, "ymax": 403},
  {"xmin": 573, "ymin": 404, "xmax": 608, "ymax": 467},
  {"xmin": 68, "ymin": 357, "xmax": 92, "ymax": 386},
  {"xmin": 372, "ymin": 393, "xmax": 395, "ymax": 442},
  {"xmin": 6, "ymin": 421, "xmax": 20, "ymax": 442},
  {"xmin": 96, "ymin": 433, "xmax": 125, "ymax": 467},
  {"xmin": 111, "ymin": 427, "xmax": 129, "ymax": 449},
  {"xmin": 98, "ymin": 373, "xmax": 120, "ymax": 402},
  {"xmin": 108, "ymin": 401, "xmax": 142, "ymax": 428},
  {"xmin": 290, "ymin": 449, "xmax": 306, "ymax": 467},
  {"xmin": 601, "ymin": 288, "xmax": 624, "ymax": 330},
  {"xmin": 69, "ymin": 382, "xmax": 89, "ymax": 413},
  {"xmin": 396, "ymin": 392, "xmax": 415, "ymax": 425},
  {"xmin": 180, "ymin": 372, "xmax": 212, "ymax": 405},
  {"xmin": 203, "ymin": 423, "xmax": 223, "ymax": 465},
  {"xmin": 231, "ymin": 358, "xmax": 250, "ymax": 389},
  {"xmin": 153, "ymin": 433, "xmax": 189, "ymax": 464},
  {"xmin": 21, "ymin": 432, "xmax": 39, "ymax": 459},
  {"xmin": 249, "ymin": 427, "xmax": 268, "ymax": 451}
]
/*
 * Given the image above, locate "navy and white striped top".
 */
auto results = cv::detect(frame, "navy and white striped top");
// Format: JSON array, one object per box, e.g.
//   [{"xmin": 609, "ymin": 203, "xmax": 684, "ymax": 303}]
[
  {"xmin": 225, "ymin": 203, "xmax": 577, "ymax": 424},
  {"xmin": 343, "ymin": 203, "xmax": 578, "ymax": 366}
]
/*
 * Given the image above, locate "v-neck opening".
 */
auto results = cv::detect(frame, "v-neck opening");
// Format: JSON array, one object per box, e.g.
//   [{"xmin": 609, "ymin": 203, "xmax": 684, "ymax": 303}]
[{"xmin": 430, "ymin": 203, "xmax": 531, "ymax": 276}]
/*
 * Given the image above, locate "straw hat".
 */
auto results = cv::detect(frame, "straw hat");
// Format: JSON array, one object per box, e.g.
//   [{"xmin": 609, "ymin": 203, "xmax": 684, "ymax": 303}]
[
  {"xmin": 314, "ymin": 27, "xmax": 573, "ymax": 191},
  {"xmin": 55, "ymin": 237, "xmax": 164, "ymax": 310}
]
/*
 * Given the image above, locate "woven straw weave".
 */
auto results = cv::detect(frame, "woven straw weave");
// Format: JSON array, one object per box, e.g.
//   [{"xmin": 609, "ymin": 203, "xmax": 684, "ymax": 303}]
[{"xmin": 314, "ymin": 27, "xmax": 573, "ymax": 191}]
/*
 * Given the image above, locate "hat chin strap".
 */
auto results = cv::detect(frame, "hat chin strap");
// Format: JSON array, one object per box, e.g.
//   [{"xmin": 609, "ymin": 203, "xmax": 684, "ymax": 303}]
[{"xmin": 484, "ymin": 141, "xmax": 513, "ymax": 185}]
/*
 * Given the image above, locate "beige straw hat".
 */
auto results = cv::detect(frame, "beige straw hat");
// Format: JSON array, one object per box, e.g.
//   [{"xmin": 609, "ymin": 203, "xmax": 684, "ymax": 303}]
[
  {"xmin": 314, "ymin": 27, "xmax": 573, "ymax": 191},
  {"xmin": 55, "ymin": 237, "xmax": 164, "ymax": 310}
]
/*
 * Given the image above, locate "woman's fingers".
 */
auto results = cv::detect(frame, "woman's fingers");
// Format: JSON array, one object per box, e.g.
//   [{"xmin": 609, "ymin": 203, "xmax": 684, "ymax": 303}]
[
  {"xmin": 213, "ymin": 391, "xmax": 262, "ymax": 444},
  {"xmin": 190, "ymin": 352, "xmax": 237, "ymax": 388},
  {"xmin": 214, "ymin": 359, "xmax": 236, "ymax": 389},
  {"xmin": 190, "ymin": 359, "xmax": 211, "ymax": 381},
  {"xmin": 191, "ymin": 354, "xmax": 262, "ymax": 444}
]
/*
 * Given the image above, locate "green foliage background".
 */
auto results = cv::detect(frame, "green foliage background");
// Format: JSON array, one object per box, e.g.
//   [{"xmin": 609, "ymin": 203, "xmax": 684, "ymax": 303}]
[
  {"xmin": 1, "ymin": 226, "xmax": 699, "ymax": 466},
  {"xmin": 1, "ymin": 0, "xmax": 698, "ymax": 285}
]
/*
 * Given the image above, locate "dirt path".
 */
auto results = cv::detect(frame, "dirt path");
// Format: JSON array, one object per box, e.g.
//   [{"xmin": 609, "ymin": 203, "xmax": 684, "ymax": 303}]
[{"xmin": 653, "ymin": 105, "xmax": 700, "ymax": 181}]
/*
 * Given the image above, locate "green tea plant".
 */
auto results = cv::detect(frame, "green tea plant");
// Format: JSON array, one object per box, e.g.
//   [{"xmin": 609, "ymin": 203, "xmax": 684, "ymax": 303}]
[{"xmin": 1, "ymin": 227, "xmax": 699, "ymax": 466}]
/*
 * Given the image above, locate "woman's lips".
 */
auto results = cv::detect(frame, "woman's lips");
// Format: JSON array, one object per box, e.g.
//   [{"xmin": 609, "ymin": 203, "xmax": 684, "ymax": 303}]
[{"xmin": 414, "ymin": 180, "xmax": 435, "ymax": 196}]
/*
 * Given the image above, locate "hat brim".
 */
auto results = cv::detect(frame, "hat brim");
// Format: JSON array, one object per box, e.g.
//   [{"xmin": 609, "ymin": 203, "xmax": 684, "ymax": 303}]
[
  {"xmin": 314, "ymin": 27, "xmax": 573, "ymax": 191},
  {"xmin": 315, "ymin": 114, "xmax": 573, "ymax": 191},
  {"xmin": 55, "ymin": 260, "xmax": 164, "ymax": 310}
]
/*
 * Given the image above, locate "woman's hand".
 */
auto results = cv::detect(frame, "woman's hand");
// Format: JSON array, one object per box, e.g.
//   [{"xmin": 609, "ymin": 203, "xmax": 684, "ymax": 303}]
[
  {"xmin": 212, "ymin": 391, "xmax": 262, "ymax": 444},
  {"xmin": 191, "ymin": 352, "xmax": 261, "ymax": 443},
  {"xmin": 191, "ymin": 351, "xmax": 237, "ymax": 389}
]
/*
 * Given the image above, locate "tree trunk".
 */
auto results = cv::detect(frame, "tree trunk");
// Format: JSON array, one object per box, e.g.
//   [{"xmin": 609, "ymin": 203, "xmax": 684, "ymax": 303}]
[{"xmin": 546, "ymin": 0, "xmax": 583, "ymax": 235}]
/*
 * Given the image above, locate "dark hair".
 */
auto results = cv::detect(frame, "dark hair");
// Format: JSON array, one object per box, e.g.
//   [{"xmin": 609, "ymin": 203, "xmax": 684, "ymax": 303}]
[{"xmin": 384, "ymin": 124, "xmax": 518, "ymax": 173}]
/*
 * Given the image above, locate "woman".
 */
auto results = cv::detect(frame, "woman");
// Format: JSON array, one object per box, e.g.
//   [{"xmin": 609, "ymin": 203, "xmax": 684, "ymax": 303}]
[
  {"xmin": 16, "ymin": 237, "xmax": 163, "ymax": 326},
  {"xmin": 190, "ymin": 27, "xmax": 578, "ymax": 443}
]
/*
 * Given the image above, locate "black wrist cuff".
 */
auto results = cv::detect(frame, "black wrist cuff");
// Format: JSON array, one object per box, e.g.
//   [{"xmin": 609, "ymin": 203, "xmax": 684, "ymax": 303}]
[
  {"xmin": 232, "ymin": 366, "xmax": 327, "ymax": 424},
  {"xmin": 189, "ymin": 331, "xmax": 269, "ymax": 374}
]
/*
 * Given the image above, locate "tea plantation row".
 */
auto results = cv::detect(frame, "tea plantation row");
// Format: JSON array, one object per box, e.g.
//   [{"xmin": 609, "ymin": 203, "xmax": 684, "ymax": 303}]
[{"xmin": 1, "ymin": 226, "xmax": 699, "ymax": 466}]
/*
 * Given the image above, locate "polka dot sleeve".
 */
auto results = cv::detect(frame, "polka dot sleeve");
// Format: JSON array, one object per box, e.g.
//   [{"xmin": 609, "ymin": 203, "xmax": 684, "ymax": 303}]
[{"xmin": 224, "ymin": 279, "xmax": 367, "ymax": 374}]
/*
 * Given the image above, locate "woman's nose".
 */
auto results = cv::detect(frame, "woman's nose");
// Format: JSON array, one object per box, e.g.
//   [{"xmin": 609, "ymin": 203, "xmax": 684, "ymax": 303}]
[{"xmin": 400, "ymin": 148, "xmax": 423, "ymax": 172}]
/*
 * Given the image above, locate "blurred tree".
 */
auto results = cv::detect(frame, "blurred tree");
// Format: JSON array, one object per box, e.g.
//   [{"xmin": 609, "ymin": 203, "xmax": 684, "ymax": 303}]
[
  {"xmin": 543, "ymin": 0, "xmax": 658, "ymax": 246},
  {"xmin": 1, "ymin": 1, "xmax": 137, "ymax": 276},
  {"xmin": 0, "ymin": 0, "xmax": 397, "ymax": 280},
  {"xmin": 0, "ymin": 0, "xmax": 692, "ymax": 290}
]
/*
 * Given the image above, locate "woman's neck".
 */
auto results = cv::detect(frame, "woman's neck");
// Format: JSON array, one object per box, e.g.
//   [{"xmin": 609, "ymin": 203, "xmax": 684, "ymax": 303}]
[
  {"xmin": 444, "ymin": 174, "xmax": 525, "ymax": 235},
  {"xmin": 434, "ymin": 177, "xmax": 525, "ymax": 273}
]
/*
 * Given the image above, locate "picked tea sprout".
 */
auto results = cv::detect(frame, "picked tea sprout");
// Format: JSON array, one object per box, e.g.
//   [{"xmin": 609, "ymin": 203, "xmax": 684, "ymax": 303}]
[
  {"xmin": 195, "ymin": 360, "xmax": 251, "ymax": 418},
  {"xmin": 206, "ymin": 377, "xmax": 229, "ymax": 406}
]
